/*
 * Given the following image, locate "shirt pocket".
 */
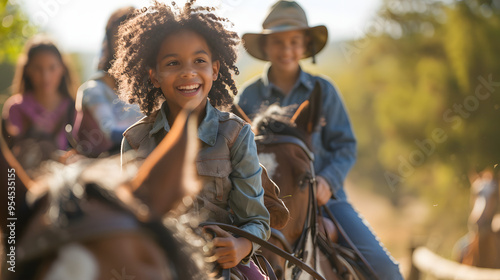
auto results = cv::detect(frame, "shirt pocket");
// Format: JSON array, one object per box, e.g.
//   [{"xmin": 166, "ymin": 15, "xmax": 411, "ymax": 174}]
[{"xmin": 196, "ymin": 159, "xmax": 232, "ymax": 203}]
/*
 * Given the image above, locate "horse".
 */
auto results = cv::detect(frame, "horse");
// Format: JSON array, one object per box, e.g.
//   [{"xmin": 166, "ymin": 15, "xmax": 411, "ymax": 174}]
[
  {"xmin": 232, "ymin": 83, "xmax": 369, "ymax": 280},
  {"xmin": 457, "ymin": 169, "xmax": 500, "ymax": 268},
  {"xmin": 410, "ymin": 170, "xmax": 500, "ymax": 279},
  {"xmin": 0, "ymin": 109, "xmax": 210, "ymax": 280}
]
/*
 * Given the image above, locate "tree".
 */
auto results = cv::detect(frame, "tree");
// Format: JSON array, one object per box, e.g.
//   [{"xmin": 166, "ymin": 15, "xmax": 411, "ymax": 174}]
[
  {"xmin": 0, "ymin": 0, "xmax": 37, "ymax": 63},
  {"xmin": 335, "ymin": 0, "xmax": 500, "ymax": 256},
  {"xmin": 0, "ymin": 0, "xmax": 37, "ymax": 99}
]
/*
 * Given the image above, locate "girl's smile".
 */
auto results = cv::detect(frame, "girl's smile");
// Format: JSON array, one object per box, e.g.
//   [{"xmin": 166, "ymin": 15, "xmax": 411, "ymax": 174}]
[
  {"xmin": 149, "ymin": 29, "xmax": 220, "ymax": 118},
  {"xmin": 176, "ymin": 83, "xmax": 201, "ymax": 97}
]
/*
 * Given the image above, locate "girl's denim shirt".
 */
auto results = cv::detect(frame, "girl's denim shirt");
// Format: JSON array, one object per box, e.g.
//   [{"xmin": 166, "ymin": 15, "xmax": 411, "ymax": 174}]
[{"xmin": 122, "ymin": 101, "xmax": 271, "ymax": 242}]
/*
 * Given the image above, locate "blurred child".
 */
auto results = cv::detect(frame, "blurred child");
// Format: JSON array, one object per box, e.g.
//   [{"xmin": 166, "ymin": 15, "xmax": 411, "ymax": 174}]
[
  {"xmin": 2, "ymin": 35, "xmax": 77, "ymax": 170},
  {"xmin": 110, "ymin": 1, "xmax": 270, "ymax": 278},
  {"xmin": 73, "ymin": 6, "xmax": 143, "ymax": 157}
]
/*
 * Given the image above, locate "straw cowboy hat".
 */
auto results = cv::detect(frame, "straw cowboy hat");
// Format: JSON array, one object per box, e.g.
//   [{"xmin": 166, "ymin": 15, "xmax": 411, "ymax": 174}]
[{"xmin": 242, "ymin": 0, "xmax": 328, "ymax": 61}]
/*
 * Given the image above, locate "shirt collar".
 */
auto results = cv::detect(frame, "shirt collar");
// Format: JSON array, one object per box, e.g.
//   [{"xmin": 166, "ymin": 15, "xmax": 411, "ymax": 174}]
[
  {"xmin": 149, "ymin": 100, "xmax": 219, "ymax": 146},
  {"xmin": 260, "ymin": 64, "xmax": 315, "ymax": 98}
]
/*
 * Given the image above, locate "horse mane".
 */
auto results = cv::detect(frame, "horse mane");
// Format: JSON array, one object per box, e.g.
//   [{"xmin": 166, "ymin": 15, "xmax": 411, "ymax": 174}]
[{"xmin": 252, "ymin": 104, "xmax": 311, "ymax": 149}]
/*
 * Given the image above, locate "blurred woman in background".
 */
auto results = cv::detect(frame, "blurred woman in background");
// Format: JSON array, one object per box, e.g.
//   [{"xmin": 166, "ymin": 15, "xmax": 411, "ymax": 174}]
[
  {"xmin": 2, "ymin": 35, "xmax": 77, "ymax": 170},
  {"xmin": 73, "ymin": 6, "xmax": 143, "ymax": 157}
]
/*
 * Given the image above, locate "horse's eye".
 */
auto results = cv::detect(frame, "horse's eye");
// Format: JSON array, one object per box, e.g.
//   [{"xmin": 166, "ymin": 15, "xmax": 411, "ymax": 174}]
[{"xmin": 298, "ymin": 173, "xmax": 312, "ymax": 189}]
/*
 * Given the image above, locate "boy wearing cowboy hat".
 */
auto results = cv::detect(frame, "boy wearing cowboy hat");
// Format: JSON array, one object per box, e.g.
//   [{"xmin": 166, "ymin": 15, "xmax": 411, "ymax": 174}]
[{"xmin": 236, "ymin": 1, "xmax": 403, "ymax": 279}]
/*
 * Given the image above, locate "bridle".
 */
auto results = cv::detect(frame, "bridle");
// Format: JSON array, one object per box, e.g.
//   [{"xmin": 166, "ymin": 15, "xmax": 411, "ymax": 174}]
[
  {"xmin": 255, "ymin": 134, "xmax": 319, "ymax": 280},
  {"xmin": 255, "ymin": 134, "xmax": 380, "ymax": 280}
]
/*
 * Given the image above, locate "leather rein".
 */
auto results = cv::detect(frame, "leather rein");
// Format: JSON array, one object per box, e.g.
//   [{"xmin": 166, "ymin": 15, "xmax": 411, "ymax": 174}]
[{"xmin": 255, "ymin": 134, "xmax": 320, "ymax": 280}]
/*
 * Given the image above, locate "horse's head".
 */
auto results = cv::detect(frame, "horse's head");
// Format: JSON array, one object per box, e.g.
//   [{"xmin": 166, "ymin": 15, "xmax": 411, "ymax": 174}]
[
  {"xmin": 250, "ymin": 82, "xmax": 322, "ymax": 278},
  {"xmin": 1, "ymin": 108, "xmax": 205, "ymax": 280},
  {"xmin": 468, "ymin": 169, "xmax": 500, "ymax": 230}
]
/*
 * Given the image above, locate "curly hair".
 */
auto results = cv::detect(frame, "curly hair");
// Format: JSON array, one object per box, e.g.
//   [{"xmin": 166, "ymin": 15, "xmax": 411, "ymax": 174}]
[{"xmin": 109, "ymin": 0, "xmax": 240, "ymax": 116}]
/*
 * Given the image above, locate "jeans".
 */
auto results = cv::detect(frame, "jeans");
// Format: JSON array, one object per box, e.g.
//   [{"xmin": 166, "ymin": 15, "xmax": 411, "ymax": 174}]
[{"xmin": 325, "ymin": 197, "xmax": 404, "ymax": 280}]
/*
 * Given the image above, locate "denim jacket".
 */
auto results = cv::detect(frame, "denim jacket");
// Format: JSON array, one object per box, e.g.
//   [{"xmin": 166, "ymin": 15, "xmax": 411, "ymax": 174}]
[
  {"xmin": 236, "ymin": 65, "xmax": 356, "ymax": 200},
  {"xmin": 122, "ymin": 101, "xmax": 270, "ymax": 241}
]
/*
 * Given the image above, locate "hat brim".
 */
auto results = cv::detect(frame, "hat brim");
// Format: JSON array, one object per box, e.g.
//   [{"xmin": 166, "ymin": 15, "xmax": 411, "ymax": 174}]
[{"xmin": 242, "ymin": 25, "xmax": 328, "ymax": 61}]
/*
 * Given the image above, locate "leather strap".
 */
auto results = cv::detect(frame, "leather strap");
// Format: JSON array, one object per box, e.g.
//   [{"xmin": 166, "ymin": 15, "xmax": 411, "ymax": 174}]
[
  {"xmin": 255, "ymin": 135, "xmax": 315, "ymax": 161},
  {"xmin": 322, "ymin": 205, "xmax": 380, "ymax": 280},
  {"xmin": 253, "ymin": 253, "xmax": 278, "ymax": 280},
  {"xmin": 201, "ymin": 222, "xmax": 326, "ymax": 280}
]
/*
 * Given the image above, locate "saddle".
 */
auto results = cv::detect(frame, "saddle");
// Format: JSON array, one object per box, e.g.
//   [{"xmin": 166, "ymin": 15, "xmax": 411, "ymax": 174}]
[{"xmin": 318, "ymin": 215, "xmax": 338, "ymax": 244}]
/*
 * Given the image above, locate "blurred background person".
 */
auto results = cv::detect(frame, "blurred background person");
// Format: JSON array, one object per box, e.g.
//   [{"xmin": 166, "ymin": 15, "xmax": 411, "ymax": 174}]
[
  {"xmin": 72, "ymin": 6, "xmax": 143, "ymax": 157},
  {"xmin": 237, "ymin": 1, "xmax": 403, "ymax": 279},
  {"xmin": 1, "ymin": 35, "xmax": 77, "ymax": 170}
]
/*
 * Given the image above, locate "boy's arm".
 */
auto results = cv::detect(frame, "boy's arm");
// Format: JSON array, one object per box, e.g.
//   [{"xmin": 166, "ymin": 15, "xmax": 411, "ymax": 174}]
[{"xmin": 316, "ymin": 81, "xmax": 357, "ymax": 198}]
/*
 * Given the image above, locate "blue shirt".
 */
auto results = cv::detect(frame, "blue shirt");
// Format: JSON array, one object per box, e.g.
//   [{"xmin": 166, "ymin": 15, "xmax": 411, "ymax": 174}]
[
  {"xmin": 236, "ymin": 66, "xmax": 356, "ymax": 200},
  {"xmin": 78, "ymin": 76, "xmax": 143, "ymax": 144}
]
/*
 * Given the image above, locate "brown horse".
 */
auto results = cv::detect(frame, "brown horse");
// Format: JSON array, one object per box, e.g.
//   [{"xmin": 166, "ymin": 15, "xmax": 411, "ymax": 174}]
[
  {"xmin": 458, "ymin": 170, "xmax": 500, "ymax": 268},
  {"xmin": 0, "ymin": 109, "xmax": 209, "ymax": 280},
  {"xmin": 412, "ymin": 171, "xmax": 500, "ymax": 278},
  {"xmin": 233, "ymin": 84, "xmax": 365, "ymax": 280}
]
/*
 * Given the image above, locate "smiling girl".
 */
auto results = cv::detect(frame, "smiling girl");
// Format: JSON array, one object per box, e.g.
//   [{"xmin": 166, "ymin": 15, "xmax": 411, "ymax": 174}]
[{"xmin": 110, "ymin": 1, "xmax": 270, "ymax": 278}]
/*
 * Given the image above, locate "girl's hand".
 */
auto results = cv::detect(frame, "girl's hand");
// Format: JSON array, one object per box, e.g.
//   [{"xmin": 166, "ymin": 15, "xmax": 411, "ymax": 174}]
[
  {"xmin": 316, "ymin": 176, "xmax": 332, "ymax": 206},
  {"xmin": 204, "ymin": 225, "xmax": 253, "ymax": 269}
]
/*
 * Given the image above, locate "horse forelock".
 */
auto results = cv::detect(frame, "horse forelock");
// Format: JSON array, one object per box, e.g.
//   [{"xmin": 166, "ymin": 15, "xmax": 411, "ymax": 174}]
[
  {"xmin": 32, "ymin": 157, "xmax": 132, "ymax": 199},
  {"xmin": 26, "ymin": 157, "xmax": 141, "ymax": 228},
  {"xmin": 252, "ymin": 104, "xmax": 310, "ymax": 149}
]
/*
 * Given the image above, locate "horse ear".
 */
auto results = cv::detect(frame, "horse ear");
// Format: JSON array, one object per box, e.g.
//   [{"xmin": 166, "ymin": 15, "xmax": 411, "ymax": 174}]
[
  {"xmin": 494, "ymin": 164, "xmax": 500, "ymax": 181},
  {"xmin": 230, "ymin": 104, "xmax": 252, "ymax": 124},
  {"xmin": 130, "ymin": 108, "xmax": 200, "ymax": 218},
  {"xmin": 291, "ymin": 81, "xmax": 322, "ymax": 134}
]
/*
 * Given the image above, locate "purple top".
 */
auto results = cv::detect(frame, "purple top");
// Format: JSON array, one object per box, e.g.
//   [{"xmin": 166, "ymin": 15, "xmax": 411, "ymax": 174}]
[{"xmin": 2, "ymin": 93, "xmax": 73, "ymax": 150}]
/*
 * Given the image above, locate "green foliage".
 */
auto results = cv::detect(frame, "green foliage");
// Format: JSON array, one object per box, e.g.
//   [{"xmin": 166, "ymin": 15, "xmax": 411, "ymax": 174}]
[
  {"xmin": 0, "ymin": 0, "xmax": 37, "ymax": 64},
  {"xmin": 335, "ymin": 0, "xmax": 500, "ymax": 257}
]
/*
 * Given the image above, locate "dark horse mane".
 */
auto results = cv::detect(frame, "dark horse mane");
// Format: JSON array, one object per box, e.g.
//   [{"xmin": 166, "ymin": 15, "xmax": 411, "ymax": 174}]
[{"xmin": 252, "ymin": 104, "xmax": 312, "ymax": 149}]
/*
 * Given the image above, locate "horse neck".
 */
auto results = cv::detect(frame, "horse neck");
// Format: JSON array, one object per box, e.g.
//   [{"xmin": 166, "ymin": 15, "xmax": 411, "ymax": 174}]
[
  {"xmin": 285, "ymin": 185, "xmax": 311, "ymax": 245},
  {"xmin": 267, "ymin": 144, "xmax": 313, "ymax": 246}
]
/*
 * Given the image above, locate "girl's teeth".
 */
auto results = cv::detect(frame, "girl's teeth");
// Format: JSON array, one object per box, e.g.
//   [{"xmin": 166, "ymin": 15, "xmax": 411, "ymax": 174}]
[{"xmin": 178, "ymin": 84, "xmax": 199, "ymax": 90}]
